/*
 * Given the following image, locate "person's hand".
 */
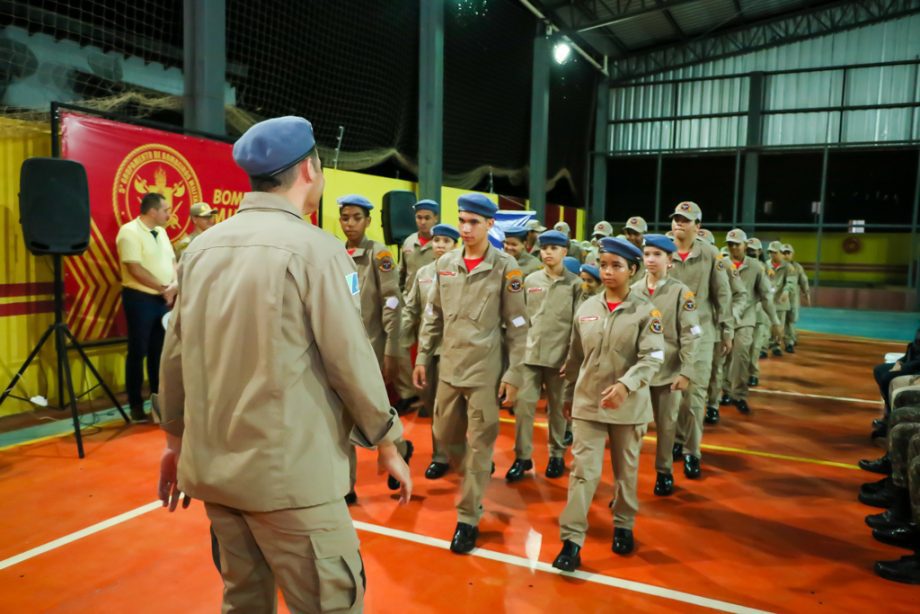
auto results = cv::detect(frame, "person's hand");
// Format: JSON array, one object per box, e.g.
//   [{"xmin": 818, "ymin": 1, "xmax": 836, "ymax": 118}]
[
  {"xmin": 721, "ymin": 337, "xmax": 733, "ymax": 356},
  {"xmin": 499, "ymin": 382, "xmax": 518, "ymax": 406},
  {"xmin": 377, "ymin": 442, "xmax": 412, "ymax": 505},
  {"xmin": 671, "ymin": 375, "xmax": 690, "ymax": 392},
  {"xmin": 892, "ymin": 361, "xmax": 902, "ymax": 373},
  {"xmin": 771, "ymin": 324, "xmax": 784, "ymax": 343},
  {"xmin": 805, "ymin": 294, "xmax": 812, "ymax": 307},
  {"xmin": 383, "ymin": 355, "xmax": 397, "ymax": 384},
  {"xmin": 600, "ymin": 382, "xmax": 629, "ymax": 409},
  {"xmin": 158, "ymin": 447, "xmax": 190, "ymax": 512},
  {"xmin": 412, "ymin": 365, "xmax": 427, "ymax": 390},
  {"xmin": 562, "ymin": 401, "xmax": 573, "ymax": 421},
  {"xmin": 162, "ymin": 282, "xmax": 178, "ymax": 308}
]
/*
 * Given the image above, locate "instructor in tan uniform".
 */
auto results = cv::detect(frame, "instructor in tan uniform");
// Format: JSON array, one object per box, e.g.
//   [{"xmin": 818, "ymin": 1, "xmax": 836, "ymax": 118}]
[
  {"xmin": 414, "ymin": 193, "xmax": 528, "ymax": 555},
  {"xmin": 157, "ymin": 116, "xmax": 411, "ymax": 614}
]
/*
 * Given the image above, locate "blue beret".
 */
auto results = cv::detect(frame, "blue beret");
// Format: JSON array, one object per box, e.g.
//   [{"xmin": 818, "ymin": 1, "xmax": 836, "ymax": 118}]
[
  {"xmin": 457, "ymin": 193, "xmax": 498, "ymax": 218},
  {"xmin": 336, "ymin": 194, "xmax": 374, "ymax": 211},
  {"xmin": 504, "ymin": 227, "xmax": 529, "ymax": 240},
  {"xmin": 599, "ymin": 237, "xmax": 643, "ymax": 262},
  {"xmin": 233, "ymin": 116, "xmax": 316, "ymax": 177},
  {"xmin": 431, "ymin": 223, "xmax": 459, "ymax": 241},
  {"xmin": 643, "ymin": 234, "xmax": 677, "ymax": 254},
  {"xmin": 537, "ymin": 230, "xmax": 569, "ymax": 247},
  {"xmin": 580, "ymin": 264, "xmax": 601, "ymax": 281},
  {"xmin": 414, "ymin": 199, "xmax": 440, "ymax": 214},
  {"xmin": 563, "ymin": 256, "xmax": 581, "ymax": 275}
]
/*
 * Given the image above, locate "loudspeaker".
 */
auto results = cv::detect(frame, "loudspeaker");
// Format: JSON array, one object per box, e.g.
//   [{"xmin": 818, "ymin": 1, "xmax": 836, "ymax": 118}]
[
  {"xmin": 19, "ymin": 157, "xmax": 90, "ymax": 255},
  {"xmin": 381, "ymin": 190, "xmax": 417, "ymax": 246}
]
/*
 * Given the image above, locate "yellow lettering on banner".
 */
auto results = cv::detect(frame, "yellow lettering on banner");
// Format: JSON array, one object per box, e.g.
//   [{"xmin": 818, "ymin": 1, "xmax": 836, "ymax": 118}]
[{"xmin": 213, "ymin": 189, "xmax": 245, "ymax": 207}]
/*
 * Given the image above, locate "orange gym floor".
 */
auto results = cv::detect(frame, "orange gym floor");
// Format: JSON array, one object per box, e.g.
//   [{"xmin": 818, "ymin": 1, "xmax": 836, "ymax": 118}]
[{"xmin": 0, "ymin": 331, "xmax": 916, "ymax": 612}]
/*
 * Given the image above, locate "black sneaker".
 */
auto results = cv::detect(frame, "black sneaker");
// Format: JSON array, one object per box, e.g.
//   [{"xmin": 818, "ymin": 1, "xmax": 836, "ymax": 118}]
[
  {"xmin": 653, "ymin": 472, "xmax": 674, "ymax": 496},
  {"xmin": 672, "ymin": 443, "xmax": 684, "ymax": 461},
  {"xmin": 130, "ymin": 406, "xmax": 149, "ymax": 423},
  {"xmin": 704, "ymin": 406, "xmax": 720, "ymax": 425}
]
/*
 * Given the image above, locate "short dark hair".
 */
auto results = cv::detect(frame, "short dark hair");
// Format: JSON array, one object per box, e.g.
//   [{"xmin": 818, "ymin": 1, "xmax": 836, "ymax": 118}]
[
  {"xmin": 140, "ymin": 193, "xmax": 166, "ymax": 214},
  {"xmin": 249, "ymin": 149, "xmax": 320, "ymax": 192}
]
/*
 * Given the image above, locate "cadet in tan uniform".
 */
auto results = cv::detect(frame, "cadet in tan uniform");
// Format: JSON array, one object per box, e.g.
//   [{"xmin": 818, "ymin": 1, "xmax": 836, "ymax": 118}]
[
  {"xmin": 668, "ymin": 202, "xmax": 733, "ymax": 479},
  {"xmin": 623, "ymin": 216, "xmax": 647, "ymax": 280},
  {"xmin": 767, "ymin": 241, "xmax": 794, "ymax": 356},
  {"xmin": 632, "ymin": 234, "xmax": 701, "ymax": 497},
  {"xmin": 709, "ymin": 243, "xmax": 748, "ymax": 424},
  {"xmin": 401, "ymin": 223, "xmax": 460, "ymax": 480},
  {"xmin": 157, "ymin": 116, "xmax": 410, "ymax": 613},
  {"xmin": 414, "ymin": 193, "xmax": 528, "ymax": 554},
  {"xmin": 506, "ymin": 230, "xmax": 580, "ymax": 482},
  {"xmin": 503, "ymin": 227, "xmax": 543, "ymax": 276},
  {"xmin": 553, "ymin": 221, "xmax": 585, "ymax": 263},
  {"xmin": 746, "ymin": 238, "xmax": 769, "ymax": 386},
  {"xmin": 782, "ymin": 243, "xmax": 811, "ymax": 352},
  {"xmin": 579, "ymin": 263, "xmax": 601, "ymax": 299},
  {"xmin": 723, "ymin": 229, "xmax": 782, "ymax": 414},
  {"xmin": 173, "ymin": 201, "xmax": 217, "ymax": 260},
  {"xmin": 338, "ymin": 195, "xmax": 414, "ymax": 502},
  {"xmin": 551, "ymin": 237, "xmax": 664, "ymax": 571},
  {"xmin": 525, "ymin": 219, "xmax": 547, "ymax": 256},
  {"xmin": 583, "ymin": 221, "xmax": 613, "ymax": 266}
]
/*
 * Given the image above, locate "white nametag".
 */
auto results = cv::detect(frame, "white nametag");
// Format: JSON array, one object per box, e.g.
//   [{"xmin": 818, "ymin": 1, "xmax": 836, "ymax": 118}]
[
  {"xmin": 512, "ymin": 316, "xmax": 526, "ymax": 328},
  {"xmin": 690, "ymin": 325, "xmax": 702, "ymax": 336},
  {"xmin": 425, "ymin": 304, "xmax": 434, "ymax": 316},
  {"xmin": 650, "ymin": 350, "xmax": 665, "ymax": 361},
  {"xmin": 385, "ymin": 296, "xmax": 399, "ymax": 310}
]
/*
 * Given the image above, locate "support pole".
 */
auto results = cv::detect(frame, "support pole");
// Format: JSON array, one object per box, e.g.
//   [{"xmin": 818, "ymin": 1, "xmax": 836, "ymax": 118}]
[
  {"xmin": 183, "ymin": 0, "xmax": 227, "ymax": 135},
  {"xmin": 528, "ymin": 25, "xmax": 551, "ymax": 221},
  {"xmin": 741, "ymin": 72, "xmax": 765, "ymax": 229},
  {"xmin": 418, "ymin": 0, "xmax": 444, "ymax": 202},
  {"xmin": 589, "ymin": 80, "xmax": 609, "ymax": 227}
]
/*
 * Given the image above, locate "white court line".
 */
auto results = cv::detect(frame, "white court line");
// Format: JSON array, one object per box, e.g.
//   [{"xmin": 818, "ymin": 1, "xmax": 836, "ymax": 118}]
[
  {"xmin": 0, "ymin": 500, "xmax": 770, "ymax": 613},
  {"xmin": 0, "ymin": 501, "xmax": 162, "ymax": 570},
  {"xmin": 751, "ymin": 387, "xmax": 881, "ymax": 405}
]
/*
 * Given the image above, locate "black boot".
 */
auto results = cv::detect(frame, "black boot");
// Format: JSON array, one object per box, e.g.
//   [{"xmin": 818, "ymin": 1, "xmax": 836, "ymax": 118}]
[
  {"xmin": 860, "ymin": 476, "xmax": 891, "ymax": 495},
  {"xmin": 871, "ymin": 424, "xmax": 888, "ymax": 439},
  {"xmin": 858, "ymin": 453, "xmax": 892, "ymax": 475},
  {"xmin": 394, "ymin": 396, "xmax": 420, "ymax": 416},
  {"xmin": 425, "ymin": 461, "xmax": 449, "ymax": 480},
  {"xmin": 772, "ymin": 346, "xmax": 782, "ymax": 357},
  {"xmin": 748, "ymin": 376, "xmax": 759, "ymax": 387},
  {"xmin": 654, "ymin": 472, "xmax": 674, "ymax": 496},
  {"xmin": 704, "ymin": 406, "xmax": 720, "ymax": 425},
  {"xmin": 672, "ymin": 443, "xmax": 684, "ymax": 461},
  {"xmin": 344, "ymin": 491, "xmax": 357, "ymax": 505},
  {"xmin": 875, "ymin": 554, "xmax": 920, "ymax": 584},
  {"xmin": 785, "ymin": 343, "xmax": 795, "ymax": 353},
  {"xmin": 733, "ymin": 399, "xmax": 751, "ymax": 415},
  {"xmin": 552, "ymin": 540, "xmax": 582, "ymax": 571},
  {"xmin": 612, "ymin": 528, "xmax": 634, "ymax": 555},
  {"xmin": 759, "ymin": 351, "xmax": 768, "ymax": 359},
  {"xmin": 719, "ymin": 394, "xmax": 732, "ymax": 406},
  {"xmin": 388, "ymin": 440, "xmax": 414, "ymax": 490},
  {"xmin": 873, "ymin": 525, "xmax": 920, "ymax": 550},
  {"xmin": 545, "ymin": 457, "xmax": 565, "ymax": 478},
  {"xmin": 449, "ymin": 522, "xmax": 479, "ymax": 554},
  {"xmin": 683, "ymin": 454, "xmax": 701, "ymax": 479},
  {"xmin": 859, "ymin": 480, "xmax": 904, "ymax": 509},
  {"xmin": 505, "ymin": 459, "xmax": 533, "ymax": 482},
  {"xmin": 866, "ymin": 490, "xmax": 913, "ymax": 530}
]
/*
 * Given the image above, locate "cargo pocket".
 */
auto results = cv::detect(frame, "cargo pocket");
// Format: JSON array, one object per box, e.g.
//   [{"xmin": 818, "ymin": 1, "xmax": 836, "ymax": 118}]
[
  {"xmin": 310, "ymin": 528, "xmax": 364, "ymax": 612},
  {"xmin": 465, "ymin": 295, "xmax": 488, "ymax": 321}
]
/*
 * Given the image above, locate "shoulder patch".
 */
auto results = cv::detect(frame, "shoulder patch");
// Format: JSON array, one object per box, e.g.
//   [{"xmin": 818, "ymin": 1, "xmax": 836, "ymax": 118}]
[
  {"xmin": 649, "ymin": 317, "xmax": 663, "ymax": 334},
  {"xmin": 683, "ymin": 290, "xmax": 695, "ymax": 300},
  {"xmin": 684, "ymin": 297, "xmax": 696, "ymax": 311},
  {"xmin": 377, "ymin": 254, "xmax": 395, "ymax": 272},
  {"xmin": 506, "ymin": 269, "xmax": 523, "ymax": 279},
  {"xmin": 650, "ymin": 308, "xmax": 662, "ymax": 318},
  {"xmin": 506, "ymin": 268, "xmax": 523, "ymax": 293},
  {"xmin": 716, "ymin": 260, "xmax": 725, "ymax": 271},
  {"xmin": 768, "ymin": 268, "xmax": 775, "ymax": 278}
]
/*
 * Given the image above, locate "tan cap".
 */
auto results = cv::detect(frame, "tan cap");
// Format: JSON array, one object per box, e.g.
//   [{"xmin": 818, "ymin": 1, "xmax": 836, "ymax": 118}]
[
  {"xmin": 526, "ymin": 219, "xmax": 547, "ymax": 232},
  {"xmin": 697, "ymin": 228, "xmax": 715, "ymax": 245},
  {"xmin": 592, "ymin": 221, "xmax": 613, "ymax": 237},
  {"xmin": 726, "ymin": 228, "xmax": 748, "ymax": 244},
  {"xmin": 747, "ymin": 237, "xmax": 763, "ymax": 250},
  {"xmin": 624, "ymin": 216, "xmax": 648, "ymax": 234},
  {"xmin": 190, "ymin": 202, "xmax": 217, "ymax": 217},
  {"xmin": 767, "ymin": 240, "xmax": 783, "ymax": 253},
  {"xmin": 670, "ymin": 201, "xmax": 702, "ymax": 222},
  {"xmin": 553, "ymin": 221, "xmax": 571, "ymax": 235},
  {"xmin": 781, "ymin": 243, "xmax": 794, "ymax": 253}
]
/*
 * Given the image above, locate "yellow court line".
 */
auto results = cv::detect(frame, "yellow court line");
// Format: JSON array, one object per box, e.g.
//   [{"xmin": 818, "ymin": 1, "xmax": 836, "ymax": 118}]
[
  {"xmin": 499, "ymin": 416, "xmax": 860, "ymax": 471},
  {"xmin": 0, "ymin": 418, "xmax": 126, "ymax": 453}
]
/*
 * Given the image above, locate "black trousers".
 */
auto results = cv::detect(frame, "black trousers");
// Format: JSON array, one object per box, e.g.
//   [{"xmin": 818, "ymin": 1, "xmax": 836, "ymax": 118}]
[
  {"xmin": 874, "ymin": 362, "xmax": 901, "ymax": 417},
  {"xmin": 121, "ymin": 288, "xmax": 168, "ymax": 410}
]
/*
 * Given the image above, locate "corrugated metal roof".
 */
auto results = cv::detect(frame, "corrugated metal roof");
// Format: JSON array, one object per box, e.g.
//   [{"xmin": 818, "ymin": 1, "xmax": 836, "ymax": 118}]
[
  {"xmin": 669, "ymin": 0, "xmax": 739, "ymax": 37},
  {"xmin": 609, "ymin": 11, "xmax": 678, "ymax": 48}
]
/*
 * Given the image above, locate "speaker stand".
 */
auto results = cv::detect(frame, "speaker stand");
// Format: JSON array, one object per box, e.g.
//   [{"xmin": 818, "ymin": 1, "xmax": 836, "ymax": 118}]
[{"xmin": 0, "ymin": 255, "xmax": 130, "ymax": 458}]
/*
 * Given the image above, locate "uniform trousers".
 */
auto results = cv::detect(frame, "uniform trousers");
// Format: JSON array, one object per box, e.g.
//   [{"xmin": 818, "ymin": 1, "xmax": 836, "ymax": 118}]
[
  {"xmin": 512, "ymin": 365, "xmax": 568, "ymax": 461},
  {"xmin": 676, "ymin": 340, "xmax": 716, "ymax": 458},
  {"xmin": 650, "ymin": 384, "xmax": 681, "ymax": 474},
  {"xmin": 726, "ymin": 326, "xmax": 755, "ymax": 401}
]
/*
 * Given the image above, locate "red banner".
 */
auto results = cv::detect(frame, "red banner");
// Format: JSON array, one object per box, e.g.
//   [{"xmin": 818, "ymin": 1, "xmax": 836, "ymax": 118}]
[{"xmin": 60, "ymin": 111, "xmax": 251, "ymax": 340}]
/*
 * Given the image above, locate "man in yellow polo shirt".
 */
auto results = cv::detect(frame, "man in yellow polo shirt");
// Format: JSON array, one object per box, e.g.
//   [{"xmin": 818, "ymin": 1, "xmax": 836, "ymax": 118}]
[{"xmin": 116, "ymin": 192, "xmax": 178, "ymax": 422}]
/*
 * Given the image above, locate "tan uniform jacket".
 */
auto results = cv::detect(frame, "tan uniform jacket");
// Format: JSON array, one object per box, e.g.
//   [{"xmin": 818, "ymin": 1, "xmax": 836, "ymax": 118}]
[
  {"xmin": 399, "ymin": 232, "xmax": 436, "ymax": 293},
  {"xmin": 568, "ymin": 240, "xmax": 585, "ymax": 263},
  {"xmin": 564, "ymin": 291, "xmax": 665, "ymax": 425},
  {"xmin": 793, "ymin": 261, "xmax": 810, "ymax": 303},
  {"xmin": 516, "ymin": 251, "xmax": 543, "ymax": 277},
  {"xmin": 724, "ymin": 259, "xmax": 750, "ymax": 325},
  {"xmin": 523, "ymin": 268, "xmax": 581, "ymax": 368},
  {"xmin": 173, "ymin": 229, "xmax": 201, "ymax": 261},
  {"xmin": 733, "ymin": 257, "xmax": 780, "ymax": 328},
  {"xmin": 349, "ymin": 236, "xmax": 402, "ymax": 360},
  {"xmin": 631, "ymin": 276, "xmax": 702, "ymax": 386},
  {"xmin": 670, "ymin": 237, "xmax": 733, "ymax": 343},
  {"xmin": 400, "ymin": 259, "xmax": 440, "ymax": 356},
  {"xmin": 769, "ymin": 261, "xmax": 794, "ymax": 312},
  {"xmin": 158, "ymin": 192, "xmax": 402, "ymax": 512},
  {"xmin": 417, "ymin": 244, "xmax": 527, "ymax": 389}
]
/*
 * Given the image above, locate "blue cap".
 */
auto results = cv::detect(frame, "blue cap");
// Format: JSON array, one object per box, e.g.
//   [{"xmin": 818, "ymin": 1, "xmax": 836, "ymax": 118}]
[
  {"xmin": 504, "ymin": 227, "xmax": 529, "ymax": 240},
  {"xmin": 599, "ymin": 237, "xmax": 643, "ymax": 262},
  {"xmin": 580, "ymin": 264, "xmax": 601, "ymax": 281},
  {"xmin": 431, "ymin": 223, "xmax": 459, "ymax": 241},
  {"xmin": 457, "ymin": 193, "xmax": 498, "ymax": 218},
  {"xmin": 563, "ymin": 257, "xmax": 581, "ymax": 275},
  {"xmin": 336, "ymin": 194, "xmax": 374, "ymax": 211},
  {"xmin": 643, "ymin": 234, "xmax": 677, "ymax": 254},
  {"xmin": 233, "ymin": 116, "xmax": 316, "ymax": 177},
  {"xmin": 537, "ymin": 230, "xmax": 569, "ymax": 247},
  {"xmin": 414, "ymin": 199, "xmax": 440, "ymax": 214}
]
